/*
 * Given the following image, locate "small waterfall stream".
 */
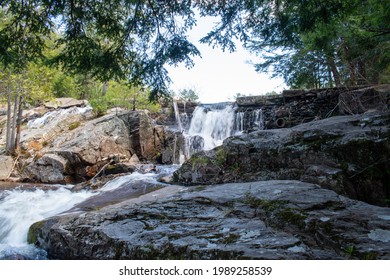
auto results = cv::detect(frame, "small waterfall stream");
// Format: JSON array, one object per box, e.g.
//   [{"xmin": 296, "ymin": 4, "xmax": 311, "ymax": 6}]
[{"xmin": 174, "ymin": 102, "xmax": 264, "ymax": 161}]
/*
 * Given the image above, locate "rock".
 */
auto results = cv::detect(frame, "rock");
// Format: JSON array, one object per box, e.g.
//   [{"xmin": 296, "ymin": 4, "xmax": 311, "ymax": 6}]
[
  {"xmin": 159, "ymin": 130, "xmax": 187, "ymax": 164},
  {"xmin": 236, "ymin": 95, "xmax": 283, "ymax": 107},
  {"xmin": 26, "ymin": 153, "xmax": 71, "ymax": 184},
  {"xmin": 24, "ymin": 113, "xmax": 131, "ymax": 182},
  {"xmin": 135, "ymin": 164, "xmax": 157, "ymax": 174},
  {"xmin": 117, "ymin": 110, "xmax": 169, "ymax": 162},
  {"xmin": 0, "ymin": 155, "xmax": 13, "ymax": 180},
  {"xmin": 50, "ymin": 113, "xmax": 131, "ymax": 165},
  {"xmin": 21, "ymin": 108, "xmax": 185, "ymax": 182},
  {"xmin": 0, "ymin": 107, "xmax": 6, "ymax": 116},
  {"xmin": 28, "ymin": 180, "xmax": 390, "ymax": 260},
  {"xmin": 339, "ymin": 84, "xmax": 390, "ymax": 114},
  {"xmin": 22, "ymin": 106, "xmax": 49, "ymax": 122},
  {"xmin": 158, "ymin": 175, "xmax": 173, "ymax": 184},
  {"xmin": 174, "ymin": 111, "xmax": 390, "ymax": 206},
  {"xmin": 44, "ymin": 98, "xmax": 87, "ymax": 109},
  {"xmin": 18, "ymin": 105, "xmax": 93, "ymax": 158},
  {"xmin": 128, "ymin": 154, "xmax": 140, "ymax": 165},
  {"xmin": 102, "ymin": 163, "xmax": 136, "ymax": 176}
]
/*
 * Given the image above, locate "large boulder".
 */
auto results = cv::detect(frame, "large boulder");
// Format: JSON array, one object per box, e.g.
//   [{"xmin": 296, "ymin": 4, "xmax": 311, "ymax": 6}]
[
  {"xmin": 18, "ymin": 104, "xmax": 93, "ymax": 156},
  {"xmin": 25, "ymin": 113, "xmax": 132, "ymax": 182},
  {"xmin": 28, "ymin": 180, "xmax": 390, "ymax": 259},
  {"xmin": 26, "ymin": 153, "xmax": 72, "ymax": 184},
  {"xmin": 173, "ymin": 111, "xmax": 390, "ymax": 206},
  {"xmin": 23, "ymin": 109, "xmax": 179, "ymax": 182},
  {"xmin": 50, "ymin": 113, "xmax": 131, "ymax": 165}
]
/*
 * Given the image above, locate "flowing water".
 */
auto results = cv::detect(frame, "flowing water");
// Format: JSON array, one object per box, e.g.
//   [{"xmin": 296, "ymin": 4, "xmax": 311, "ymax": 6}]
[
  {"xmin": 179, "ymin": 103, "xmax": 264, "ymax": 160},
  {"xmin": 0, "ymin": 166, "xmax": 178, "ymax": 259},
  {"xmin": 187, "ymin": 104, "xmax": 236, "ymax": 151},
  {"xmin": 27, "ymin": 106, "xmax": 92, "ymax": 129},
  {"xmin": 0, "ymin": 186, "xmax": 94, "ymax": 259}
]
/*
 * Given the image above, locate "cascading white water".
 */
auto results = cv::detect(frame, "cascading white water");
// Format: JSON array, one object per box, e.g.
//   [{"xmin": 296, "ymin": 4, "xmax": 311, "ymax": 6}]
[
  {"xmin": 234, "ymin": 108, "xmax": 264, "ymax": 132},
  {"xmin": 235, "ymin": 111, "xmax": 245, "ymax": 132},
  {"xmin": 0, "ymin": 186, "xmax": 94, "ymax": 259},
  {"xmin": 172, "ymin": 99, "xmax": 183, "ymax": 132},
  {"xmin": 186, "ymin": 104, "xmax": 236, "ymax": 151},
  {"xmin": 27, "ymin": 106, "xmax": 92, "ymax": 129},
  {"xmin": 0, "ymin": 166, "xmax": 177, "ymax": 259}
]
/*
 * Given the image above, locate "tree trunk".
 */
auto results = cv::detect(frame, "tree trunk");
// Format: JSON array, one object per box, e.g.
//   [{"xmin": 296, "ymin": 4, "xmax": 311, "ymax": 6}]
[
  {"xmin": 327, "ymin": 56, "xmax": 342, "ymax": 87},
  {"xmin": 14, "ymin": 95, "xmax": 24, "ymax": 152},
  {"xmin": 132, "ymin": 96, "xmax": 136, "ymax": 111},
  {"xmin": 101, "ymin": 81, "xmax": 108, "ymax": 96},
  {"xmin": 8, "ymin": 93, "xmax": 18, "ymax": 154},
  {"xmin": 340, "ymin": 39, "xmax": 357, "ymax": 85},
  {"xmin": 5, "ymin": 85, "xmax": 12, "ymax": 150}
]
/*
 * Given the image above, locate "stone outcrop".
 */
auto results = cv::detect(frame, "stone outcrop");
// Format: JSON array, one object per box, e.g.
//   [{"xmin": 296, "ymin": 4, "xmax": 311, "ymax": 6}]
[
  {"xmin": 22, "ymin": 108, "xmax": 184, "ymax": 183},
  {"xmin": 24, "ymin": 113, "xmax": 132, "ymax": 183},
  {"xmin": 173, "ymin": 111, "xmax": 390, "ymax": 206},
  {"xmin": 44, "ymin": 98, "xmax": 87, "ymax": 109},
  {"xmin": 116, "ymin": 110, "xmax": 186, "ymax": 164},
  {"xmin": 28, "ymin": 180, "xmax": 390, "ymax": 260}
]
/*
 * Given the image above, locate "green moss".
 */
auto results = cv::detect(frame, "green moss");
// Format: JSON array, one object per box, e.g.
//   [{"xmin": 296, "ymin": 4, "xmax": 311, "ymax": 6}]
[
  {"xmin": 27, "ymin": 221, "xmax": 45, "ymax": 244},
  {"xmin": 190, "ymin": 155, "xmax": 209, "ymax": 169},
  {"xmin": 339, "ymin": 162, "xmax": 349, "ymax": 171},
  {"xmin": 105, "ymin": 164, "xmax": 116, "ymax": 170},
  {"xmin": 277, "ymin": 208, "xmax": 307, "ymax": 229},
  {"xmin": 243, "ymin": 194, "xmax": 288, "ymax": 211},
  {"xmin": 68, "ymin": 121, "xmax": 81, "ymax": 130},
  {"xmin": 344, "ymin": 245, "xmax": 355, "ymax": 259},
  {"xmin": 194, "ymin": 185, "xmax": 207, "ymax": 191},
  {"xmin": 222, "ymin": 233, "xmax": 240, "ymax": 244},
  {"xmin": 143, "ymin": 222, "xmax": 156, "ymax": 231},
  {"xmin": 214, "ymin": 147, "xmax": 227, "ymax": 166},
  {"xmin": 363, "ymin": 251, "xmax": 379, "ymax": 260}
]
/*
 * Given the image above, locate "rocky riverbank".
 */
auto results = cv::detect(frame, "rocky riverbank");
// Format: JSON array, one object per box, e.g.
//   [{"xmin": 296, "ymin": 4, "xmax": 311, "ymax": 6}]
[{"xmin": 28, "ymin": 179, "xmax": 390, "ymax": 259}]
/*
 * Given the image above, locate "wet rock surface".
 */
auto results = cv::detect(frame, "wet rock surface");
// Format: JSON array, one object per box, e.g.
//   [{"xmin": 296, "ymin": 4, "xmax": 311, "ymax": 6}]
[
  {"xmin": 28, "ymin": 180, "xmax": 390, "ymax": 260},
  {"xmin": 174, "ymin": 111, "xmax": 390, "ymax": 206}
]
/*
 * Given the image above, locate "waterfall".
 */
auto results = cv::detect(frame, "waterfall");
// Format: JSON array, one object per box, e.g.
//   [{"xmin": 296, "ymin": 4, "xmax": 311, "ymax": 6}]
[
  {"xmin": 178, "ymin": 103, "xmax": 265, "ymax": 159},
  {"xmin": 172, "ymin": 99, "xmax": 183, "ymax": 132},
  {"xmin": 234, "ymin": 108, "xmax": 264, "ymax": 132},
  {"xmin": 184, "ymin": 103, "xmax": 236, "ymax": 153}
]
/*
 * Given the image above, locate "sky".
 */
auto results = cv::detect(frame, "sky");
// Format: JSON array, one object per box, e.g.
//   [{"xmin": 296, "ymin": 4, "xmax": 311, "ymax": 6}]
[{"xmin": 166, "ymin": 16, "xmax": 286, "ymax": 103}]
